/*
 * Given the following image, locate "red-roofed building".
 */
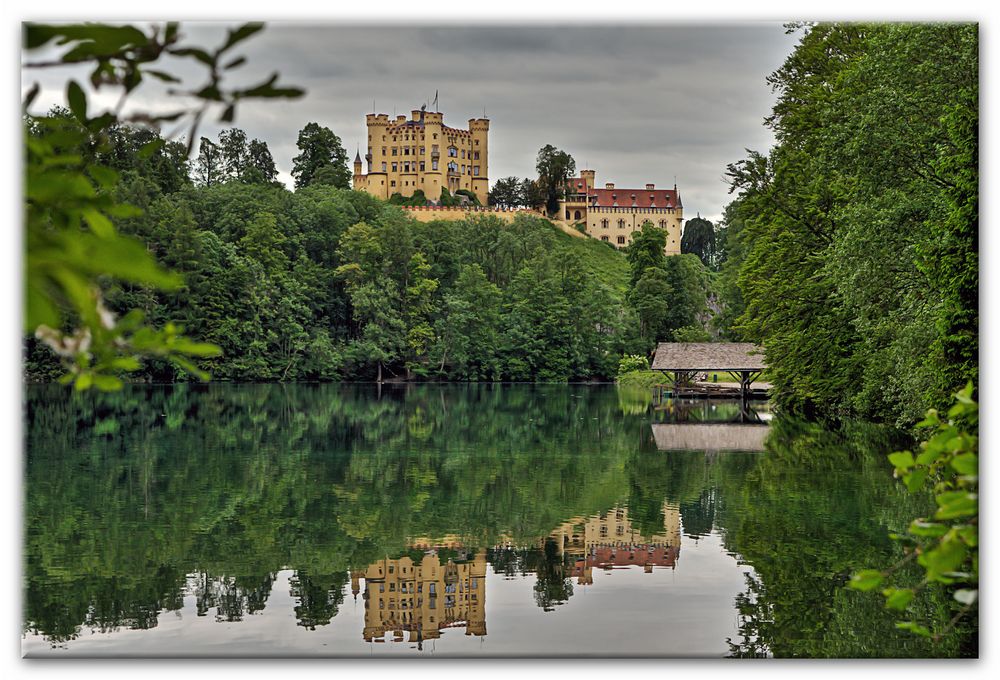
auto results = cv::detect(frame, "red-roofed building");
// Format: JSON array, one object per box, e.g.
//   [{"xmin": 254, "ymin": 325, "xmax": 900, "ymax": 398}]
[{"xmin": 561, "ymin": 170, "xmax": 683, "ymax": 253}]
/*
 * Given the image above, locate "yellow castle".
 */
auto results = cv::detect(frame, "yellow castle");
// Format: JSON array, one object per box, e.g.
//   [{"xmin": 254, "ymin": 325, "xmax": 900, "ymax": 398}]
[
  {"xmin": 561, "ymin": 170, "xmax": 684, "ymax": 253},
  {"xmin": 353, "ymin": 550, "xmax": 487, "ymax": 643},
  {"xmin": 353, "ymin": 107, "xmax": 490, "ymax": 205}
]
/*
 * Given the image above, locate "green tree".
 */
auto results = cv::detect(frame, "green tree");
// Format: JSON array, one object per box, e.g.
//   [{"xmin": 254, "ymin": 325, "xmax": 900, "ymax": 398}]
[
  {"xmin": 489, "ymin": 176, "xmax": 523, "ymax": 208},
  {"xmin": 681, "ymin": 215, "xmax": 718, "ymax": 269},
  {"xmin": 625, "ymin": 221, "xmax": 666, "ymax": 286},
  {"xmin": 194, "ymin": 137, "xmax": 223, "ymax": 187},
  {"xmin": 535, "ymin": 144, "xmax": 576, "ymax": 216},
  {"xmin": 246, "ymin": 138, "xmax": 278, "ymax": 184},
  {"xmin": 292, "ymin": 122, "xmax": 350, "ymax": 189},
  {"xmin": 628, "ymin": 267, "xmax": 672, "ymax": 342},
  {"xmin": 218, "ymin": 127, "xmax": 249, "ymax": 182}
]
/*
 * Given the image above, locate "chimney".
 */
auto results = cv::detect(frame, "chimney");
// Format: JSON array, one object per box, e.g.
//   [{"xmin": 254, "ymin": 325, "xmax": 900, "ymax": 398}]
[
  {"xmin": 605, "ymin": 182, "xmax": 615, "ymax": 189},
  {"xmin": 645, "ymin": 183, "xmax": 655, "ymax": 190}
]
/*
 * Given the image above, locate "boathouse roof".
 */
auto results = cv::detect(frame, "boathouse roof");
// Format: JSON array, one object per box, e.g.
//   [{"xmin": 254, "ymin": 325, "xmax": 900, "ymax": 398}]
[{"xmin": 651, "ymin": 343, "xmax": 766, "ymax": 371}]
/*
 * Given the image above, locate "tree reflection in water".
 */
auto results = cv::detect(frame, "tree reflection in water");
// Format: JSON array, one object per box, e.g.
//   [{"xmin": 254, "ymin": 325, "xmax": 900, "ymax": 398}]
[{"xmin": 23, "ymin": 384, "xmax": 972, "ymax": 656}]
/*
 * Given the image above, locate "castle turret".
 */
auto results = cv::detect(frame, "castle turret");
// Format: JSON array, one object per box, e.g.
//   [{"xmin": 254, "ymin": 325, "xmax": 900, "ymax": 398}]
[{"xmin": 469, "ymin": 117, "xmax": 490, "ymax": 205}]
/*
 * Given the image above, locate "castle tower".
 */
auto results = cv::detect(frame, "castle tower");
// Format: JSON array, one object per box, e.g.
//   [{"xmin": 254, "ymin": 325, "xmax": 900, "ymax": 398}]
[
  {"xmin": 422, "ymin": 110, "xmax": 444, "ymax": 202},
  {"xmin": 580, "ymin": 169, "xmax": 596, "ymax": 192},
  {"xmin": 362, "ymin": 113, "xmax": 390, "ymax": 199},
  {"xmin": 352, "ymin": 149, "xmax": 363, "ymax": 188},
  {"xmin": 469, "ymin": 117, "xmax": 490, "ymax": 205}
]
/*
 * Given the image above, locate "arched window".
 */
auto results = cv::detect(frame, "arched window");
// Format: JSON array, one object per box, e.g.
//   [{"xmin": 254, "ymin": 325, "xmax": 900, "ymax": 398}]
[
  {"xmin": 601, "ymin": 219, "xmax": 609, "ymax": 229},
  {"xmin": 574, "ymin": 210, "xmax": 582, "ymax": 220},
  {"xmin": 565, "ymin": 209, "xmax": 571, "ymax": 219},
  {"xmin": 659, "ymin": 220, "xmax": 667, "ymax": 228},
  {"xmin": 618, "ymin": 219, "xmax": 626, "ymax": 228},
  {"xmin": 601, "ymin": 236, "xmax": 609, "ymax": 242},
  {"xmin": 617, "ymin": 236, "xmax": 626, "ymax": 245}
]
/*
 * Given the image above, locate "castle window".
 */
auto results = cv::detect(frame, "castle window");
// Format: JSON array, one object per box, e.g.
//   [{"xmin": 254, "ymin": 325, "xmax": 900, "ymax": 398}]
[
  {"xmin": 420, "ymin": 162, "xmax": 426, "ymax": 171},
  {"xmin": 618, "ymin": 219, "xmax": 626, "ymax": 228},
  {"xmin": 420, "ymin": 147, "xmax": 425, "ymax": 155},
  {"xmin": 381, "ymin": 147, "xmax": 386, "ymax": 155},
  {"xmin": 617, "ymin": 236, "xmax": 626, "ymax": 245},
  {"xmin": 432, "ymin": 160, "xmax": 439, "ymax": 170},
  {"xmin": 474, "ymin": 166, "xmax": 480, "ymax": 176},
  {"xmin": 474, "ymin": 151, "xmax": 480, "ymax": 160},
  {"xmin": 566, "ymin": 210, "xmax": 571, "ymax": 219},
  {"xmin": 574, "ymin": 210, "xmax": 582, "ymax": 220},
  {"xmin": 381, "ymin": 162, "xmax": 387, "ymax": 172},
  {"xmin": 391, "ymin": 181, "xmax": 396, "ymax": 187},
  {"xmin": 433, "ymin": 133, "xmax": 438, "ymax": 139},
  {"xmin": 448, "ymin": 147, "xmax": 458, "ymax": 157},
  {"xmin": 659, "ymin": 220, "xmax": 667, "ymax": 228},
  {"xmin": 392, "ymin": 148, "xmax": 398, "ymax": 156},
  {"xmin": 600, "ymin": 235, "xmax": 609, "ymax": 243},
  {"xmin": 601, "ymin": 219, "xmax": 609, "ymax": 229},
  {"xmin": 392, "ymin": 163, "xmax": 398, "ymax": 172}
]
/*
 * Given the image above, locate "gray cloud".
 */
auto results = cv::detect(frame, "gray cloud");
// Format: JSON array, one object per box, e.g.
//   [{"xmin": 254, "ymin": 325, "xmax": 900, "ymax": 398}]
[{"xmin": 21, "ymin": 22, "xmax": 799, "ymax": 222}]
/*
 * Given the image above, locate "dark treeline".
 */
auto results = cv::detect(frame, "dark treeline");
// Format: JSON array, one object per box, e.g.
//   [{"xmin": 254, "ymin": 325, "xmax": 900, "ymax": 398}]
[
  {"xmin": 23, "ymin": 383, "xmax": 971, "ymax": 655},
  {"xmin": 714, "ymin": 23, "xmax": 978, "ymax": 423},
  {"xmin": 25, "ymin": 111, "xmax": 714, "ymax": 383}
]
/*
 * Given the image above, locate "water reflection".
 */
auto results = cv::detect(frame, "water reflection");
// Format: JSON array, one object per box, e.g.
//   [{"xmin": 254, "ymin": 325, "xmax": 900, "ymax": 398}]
[
  {"xmin": 22, "ymin": 384, "xmax": 972, "ymax": 657},
  {"xmin": 358, "ymin": 550, "xmax": 487, "ymax": 645}
]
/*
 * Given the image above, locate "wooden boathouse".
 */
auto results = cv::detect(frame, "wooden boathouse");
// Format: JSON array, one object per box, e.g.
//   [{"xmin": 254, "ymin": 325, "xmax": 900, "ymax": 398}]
[{"xmin": 650, "ymin": 342, "xmax": 768, "ymax": 402}]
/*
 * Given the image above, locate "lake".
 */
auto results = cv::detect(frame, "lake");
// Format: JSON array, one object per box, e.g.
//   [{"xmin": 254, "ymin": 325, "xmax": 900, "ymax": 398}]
[{"xmin": 22, "ymin": 383, "xmax": 966, "ymax": 657}]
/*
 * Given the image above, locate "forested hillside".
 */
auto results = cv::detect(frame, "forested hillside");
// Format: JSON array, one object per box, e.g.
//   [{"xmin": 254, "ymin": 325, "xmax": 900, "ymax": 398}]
[{"xmin": 716, "ymin": 23, "xmax": 978, "ymax": 424}]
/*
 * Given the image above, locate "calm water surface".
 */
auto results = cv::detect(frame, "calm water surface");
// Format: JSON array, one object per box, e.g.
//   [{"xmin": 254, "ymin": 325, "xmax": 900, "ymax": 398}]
[{"xmin": 23, "ymin": 383, "xmax": 954, "ymax": 657}]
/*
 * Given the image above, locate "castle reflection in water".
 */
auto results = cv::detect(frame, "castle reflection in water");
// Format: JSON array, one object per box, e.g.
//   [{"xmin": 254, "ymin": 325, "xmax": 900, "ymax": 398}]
[{"xmin": 351, "ymin": 503, "xmax": 681, "ymax": 644}]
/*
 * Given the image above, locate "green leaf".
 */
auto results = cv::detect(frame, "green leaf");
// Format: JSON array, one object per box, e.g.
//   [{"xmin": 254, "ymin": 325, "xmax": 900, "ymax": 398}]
[
  {"xmin": 935, "ymin": 491, "xmax": 977, "ymax": 520},
  {"xmin": 887, "ymin": 450, "xmax": 914, "ymax": 470},
  {"xmin": 74, "ymin": 373, "xmax": 93, "ymax": 391},
  {"xmin": 87, "ymin": 164, "xmax": 119, "ymax": 188},
  {"xmin": 168, "ymin": 47, "xmax": 214, "ymax": 66},
  {"xmin": 221, "ymin": 22, "xmax": 264, "ymax": 53},
  {"xmin": 956, "ymin": 525, "xmax": 978, "ymax": 547},
  {"xmin": 919, "ymin": 538, "xmax": 967, "ymax": 579},
  {"xmin": 67, "ymin": 80, "xmax": 87, "ymax": 122},
  {"xmin": 224, "ymin": 55, "xmax": 246, "ymax": 70},
  {"xmin": 137, "ymin": 138, "xmax": 165, "ymax": 159},
  {"xmin": 849, "ymin": 570, "xmax": 884, "ymax": 591},
  {"xmin": 171, "ymin": 339, "xmax": 222, "ymax": 357},
  {"xmin": 92, "ymin": 374, "xmax": 123, "ymax": 391},
  {"xmin": 908, "ymin": 520, "xmax": 948, "ymax": 538},
  {"xmin": 81, "ymin": 208, "xmax": 115, "ymax": 238},
  {"xmin": 142, "ymin": 69, "xmax": 181, "ymax": 84},
  {"xmin": 109, "ymin": 356, "xmax": 141, "ymax": 371},
  {"xmin": 953, "ymin": 589, "xmax": 977, "ymax": 605},
  {"xmin": 950, "ymin": 452, "xmax": 977, "ymax": 475},
  {"xmin": 883, "ymin": 588, "xmax": 914, "ymax": 611},
  {"xmin": 903, "ymin": 467, "xmax": 927, "ymax": 492},
  {"xmin": 895, "ymin": 622, "xmax": 931, "ymax": 638}
]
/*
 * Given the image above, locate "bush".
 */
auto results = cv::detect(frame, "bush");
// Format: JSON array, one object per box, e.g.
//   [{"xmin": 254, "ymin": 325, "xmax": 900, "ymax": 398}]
[
  {"xmin": 617, "ymin": 354, "xmax": 649, "ymax": 375},
  {"xmin": 454, "ymin": 189, "xmax": 480, "ymax": 206}
]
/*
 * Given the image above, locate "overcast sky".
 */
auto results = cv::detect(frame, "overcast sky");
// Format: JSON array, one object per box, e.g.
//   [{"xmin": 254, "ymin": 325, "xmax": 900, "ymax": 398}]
[{"xmin": 22, "ymin": 22, "xmax": 800, "ymax": 222}]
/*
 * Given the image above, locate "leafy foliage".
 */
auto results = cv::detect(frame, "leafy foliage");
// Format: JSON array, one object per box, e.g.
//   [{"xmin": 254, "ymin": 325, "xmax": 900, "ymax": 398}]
[
  {"xmin": 291, "ymin": 122, "xmax": 350, "ymax": 189},
  {"xmin": 850, "ymin": 383, "xmax": 978, "ymax": 642},
  {"xmin": 23, "ymin": 22, "xmax": 303, "ymax": 389},
  {"xmin": 535, "ymin": 144, "xmax": 576, "ymax": 216},
  {"xmin": 718, "ymin": 23, "xmax": 978, "ymax": 422}
]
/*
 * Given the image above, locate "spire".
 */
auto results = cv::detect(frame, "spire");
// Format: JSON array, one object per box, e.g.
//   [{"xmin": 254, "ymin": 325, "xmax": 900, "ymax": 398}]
[{"xmin": 355, "ymin": 146, "xmax": 362, "ymax": 164}]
